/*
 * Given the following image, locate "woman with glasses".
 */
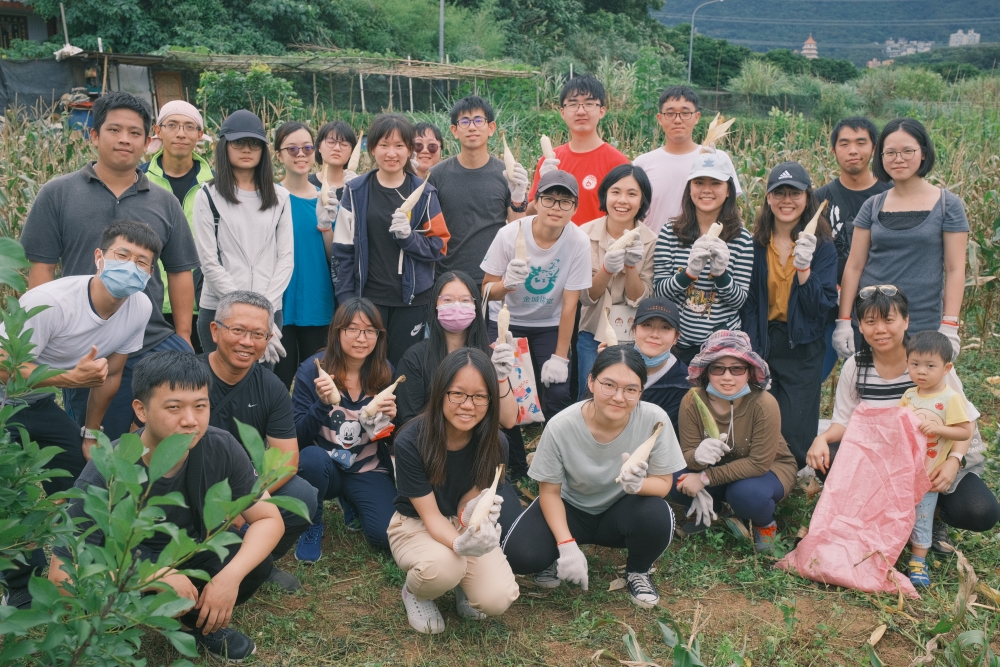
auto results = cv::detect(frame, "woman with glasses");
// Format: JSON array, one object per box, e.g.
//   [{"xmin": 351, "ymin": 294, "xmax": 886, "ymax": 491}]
[
  {"xmin": 502, "ymin": 345, "xmax": 685, "ymax": 610},
  {"xmin": 670, "ymin": 330, "xmax": 797, "ymax": 553},
  {"xmin": 193, "ymin": 109, "xmax": 293, "ymax": 367},
  {"xmin": 272, "ymin": 121, "xmax": 337, "ymax": 389},
  {"xmin": 332, "ymin": 113, "xmax": 451, "ymax": 366},
  {"xmin": 412, "ymin": 122, "xmax": 443, "ymax": 181},
  {"xmin": 740, "ymin": 161, "xmax": 838, "ymax": 468},
  {"xmin": 390, "ymin": 348, "xmax": 520, "ymax": 634},
  {"xmin": 310, "ymin": 120, "xmax": 360, "ymax": 232},
  {"xmin": 834, "ymin": 118, "xmax": 969, "ymax": 360},
  {"xmin": 808, "ymin": 287, "xmax": 998, "ymax": 549},
  {"xmin": 292, "ymin": 297, "xmax": 400, "ymax": 560}
]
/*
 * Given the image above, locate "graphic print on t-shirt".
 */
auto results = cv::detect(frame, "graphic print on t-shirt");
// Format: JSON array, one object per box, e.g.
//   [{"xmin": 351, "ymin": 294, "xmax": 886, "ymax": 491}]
[
  {"xmin": 524, "ymin": 260, "xmax": 561, "ymax": 296},
  {"xmin": 320, "ymin": 405, "xmax": 372, "ymax": 469},
  {"xmin": 582, "ymin": 175, "xmax": 598, "ymax": 190}
]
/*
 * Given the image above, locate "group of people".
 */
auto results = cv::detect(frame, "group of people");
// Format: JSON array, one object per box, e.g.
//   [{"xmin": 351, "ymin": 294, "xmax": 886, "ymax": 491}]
[{"xmin": 1, "ymin": 73, "xmax": 998, "ymax": 660}]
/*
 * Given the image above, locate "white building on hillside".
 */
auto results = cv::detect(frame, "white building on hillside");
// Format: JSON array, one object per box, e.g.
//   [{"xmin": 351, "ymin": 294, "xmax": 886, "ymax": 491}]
[
  {"xmin": 801, "ymin": 34, "xmax": 819, "ymax": 59},
  {"xmin": 885, "ymin": 38, "xmax": 934, "ymax": 58},
  {"xmin": 949, "ymin": 29, "xmax": 981, "ymax": 47}
]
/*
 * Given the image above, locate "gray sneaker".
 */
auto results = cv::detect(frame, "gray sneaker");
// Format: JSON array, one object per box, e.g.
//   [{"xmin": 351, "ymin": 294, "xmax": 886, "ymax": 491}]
[
  {"xmin": 930, "ymin": 519, "xmax": 955, "ymax": 554},
  {"xmin": 188, "ymin": 627, "xmax": 256, "ymax": 662},
  {"xmin": 533, "ymin": 562, "xmax": 561, "ymax": 589},
  {"xmin": 266, "ymin": 567, "xmax": 301, "ymax": 593}
]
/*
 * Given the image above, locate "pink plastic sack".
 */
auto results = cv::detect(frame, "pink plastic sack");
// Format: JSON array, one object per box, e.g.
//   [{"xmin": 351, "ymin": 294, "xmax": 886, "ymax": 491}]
[{"xmin": 777, "ymin": 404, "xmax": 932, "ymax": 599}]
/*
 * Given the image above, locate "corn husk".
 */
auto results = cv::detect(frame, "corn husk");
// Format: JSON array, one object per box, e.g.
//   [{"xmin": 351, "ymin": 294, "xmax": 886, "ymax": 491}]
[
  {"xmin": 690, "ymin": 389, "xmax": 720, "ymax": 439},
  {"xmin": 515, "ymin": 220, "xmax": 528, "ymax": 261},
  {"xmin": 540, "ymin": 135, "xmax": 556, "ymax": 160},
  {"xmin": 802, "ymin": 199, "xmax": 828, "ymax": 236},
  {"xmin": 468, "ymin": 465, "xmax": 504, "ymax": 529},
  {"xmin": 502, "ymin": 130, "xmax": 516, "ymax": 180},
  {"xmin": 497, "ymin": 303, "xmax": 510, "ymax": 345},
  {"xmin": 347, "ymin": 133, "xmax": 363, "ymax": 172},
  {"xmin": 616, "ymin": 422, "xmax": 664, "ymax": 483},
  {"xmin": 704, "ymin": 222, "xmax": 724, "ymax": 239},
  {"xmin": 314, "ymin": 358, "xmax": 341, "ymax": 406},
  {"xmin": 361, "ymin": 376, "xmax": 406, "ymax": 418},
  {"xmin": 701, "ymin": 113, "xmax": 735, "ymax": 151},
  {"xmin": 398, "ymin": 180, "xmax": 427, "ymax": 218},
  {"xmin": 607, "ymin": 227, "xmax": 640, "ymax": 252},
  {"xmin": 602, "ymin": 308, "xmax": 618, "ymax": 346}
]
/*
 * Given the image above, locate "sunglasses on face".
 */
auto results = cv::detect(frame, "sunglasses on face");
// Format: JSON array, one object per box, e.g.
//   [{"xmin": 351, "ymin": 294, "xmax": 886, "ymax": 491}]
[
  {"xmin": 230, "ymin": 138, "xmax": 264, "ymax": 151},
  {"xmin": 279, "ymin": 145, "xmax": 314, "ymax": 157},
  {"xmin": 414, "ymin": 143, "xmax": 440, "ymax": 154},
  {"xmin": 707, "ymin": 364, "xmax": 749, "ymax": 377}
]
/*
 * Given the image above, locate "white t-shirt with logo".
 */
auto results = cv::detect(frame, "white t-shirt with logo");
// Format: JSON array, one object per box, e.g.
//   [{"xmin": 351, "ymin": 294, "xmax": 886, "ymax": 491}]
[{"xmin": 481, "ymin": 216, "xmax": 592, "ymax": 328}]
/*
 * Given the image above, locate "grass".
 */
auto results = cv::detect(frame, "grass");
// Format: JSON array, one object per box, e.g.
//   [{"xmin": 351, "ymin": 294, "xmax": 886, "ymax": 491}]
[{"xmin": 133, "ymin": 349, "xmax": 1000, "ymax": 667}]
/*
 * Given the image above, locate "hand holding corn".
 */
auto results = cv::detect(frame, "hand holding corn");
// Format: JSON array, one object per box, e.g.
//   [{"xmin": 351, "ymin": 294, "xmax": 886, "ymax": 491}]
[
  {"xmin": 507, "ymin": 163, "xmax": 529, "ymax": 204},
  {"xmin": 503, "ymin": 258, "xmax": 531, "ymax": 291},
  {"xmin": 792, "ymin": 233, "xmax": 816, "ymax": 271},
  {"xmin": 389, "ymin": 209, "xmax": 411, "ymax": 239},
  {"xmin": 460, "ymin": 487, "xmax": 504, "ymax": 529},
  {"xmin": 624, "ymin": 236, "xmax": 644, "ymax": 267},
  {"xmin": 316, "ymin": 186, "xmax": 339, "ymax": 232},
  {"xmin": 686, "ymin": 237, "xmax": 713, "ymax": 278},
  {"xmin": 618, "ymin": 452, "xmax": 648, "ymax": 495},
  {"xmin": 602, "ymin": 246, "xmax": 627, "ymax": 274},
  {"xmin": 491, "ymin": 331, "xmax": 516, "ymax": 382},
  {"xmin": 708, "ymin": 237, "xmax": 730, "ymax": 277},
  {"xmin": 694, "ymin": 433, "xmax": 730, "ymax": 466},
  {"xmin": 452, "ymin": 521, "xmax": 501, "ymax": 557}
]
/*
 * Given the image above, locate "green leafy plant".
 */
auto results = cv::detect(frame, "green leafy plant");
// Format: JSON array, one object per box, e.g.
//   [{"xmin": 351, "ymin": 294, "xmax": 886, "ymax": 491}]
[{"xmin": 197, "ymin": 64, "xmax": 303, "ymax": 119}]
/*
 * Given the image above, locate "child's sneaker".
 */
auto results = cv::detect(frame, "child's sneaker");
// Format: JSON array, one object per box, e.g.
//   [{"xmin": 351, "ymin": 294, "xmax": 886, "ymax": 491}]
[
  {"xmin": 908, "ymin": 556, "xmax": 931, "ymax": 588},
  {"xmin": 930, "ymin": 520, "xmax": 954, "ymax": 554},
  {"xmin": 533, "ymin": 562, "xmax": 561, "ymax": 588},
  {"xmin": 752, "ymin": 521, "xmax": 778, "ymax": 554}
]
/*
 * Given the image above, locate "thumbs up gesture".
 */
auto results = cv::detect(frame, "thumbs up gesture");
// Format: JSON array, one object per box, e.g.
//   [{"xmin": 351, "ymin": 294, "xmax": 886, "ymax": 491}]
[{"xmin": 69, "ymin": 346, "xmax": 109, "ymax": 388}]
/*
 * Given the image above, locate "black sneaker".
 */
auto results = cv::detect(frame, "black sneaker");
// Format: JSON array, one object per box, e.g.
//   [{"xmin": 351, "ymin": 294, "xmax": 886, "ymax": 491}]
[
  {"xmin": 1, "ymin": 586, "xmax": 32, "ymax": 610},
  {"xmin": 625, "ymin": 571, "xmax": 659, "ymax": 609},
  {"xmin": 930, "ymin": 519, "xmax": 955, "ymax": 555},
  {"xmin": 189, "ymin": 627, "xmax": 257, "ymax": 662},
  {"xmin": 266, "ymin": 567, "xmax": 301, "ymax": 593}
]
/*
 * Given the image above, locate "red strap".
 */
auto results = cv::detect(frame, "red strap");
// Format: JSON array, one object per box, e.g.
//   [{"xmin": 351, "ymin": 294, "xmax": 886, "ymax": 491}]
[
  {"xmin": 557, "ymin": 538, "xmax": 576, "ymax": 546},
  {"xmin": 940, "ymin": 320, "xmax": 958, "ymax": 327}
]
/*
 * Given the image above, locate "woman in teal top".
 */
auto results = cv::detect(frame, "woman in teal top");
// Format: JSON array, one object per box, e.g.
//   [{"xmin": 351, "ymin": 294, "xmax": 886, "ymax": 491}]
[{"xmin": 275, "ymin": 121, "xmax": 338, "ymax": 388}]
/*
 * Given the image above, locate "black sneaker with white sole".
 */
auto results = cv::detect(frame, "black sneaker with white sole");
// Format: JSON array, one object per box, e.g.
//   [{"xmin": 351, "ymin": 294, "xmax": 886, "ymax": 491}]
[
  {"xmin": 626, "ymin": 571, "xmax": 659, "ymax": 609},
  {"xmin": 930, "ymin": 519, "xmax": 955, "ymax": 555},
  {"xmin": 188, "ymin": 627, "xmax": 257, "ymax": 662},
  {"xmin": 1, "ymin": 586, "xmax": 32, "ymax": 610}
]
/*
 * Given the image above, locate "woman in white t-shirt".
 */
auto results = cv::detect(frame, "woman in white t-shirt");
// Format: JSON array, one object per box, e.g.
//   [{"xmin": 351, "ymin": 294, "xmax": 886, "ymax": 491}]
[
  {"xmin": 481, "ymin": 171, "xmax": 592, "ymax": 418},
  {"xmin": 501, "ymin": 345, "xmax": 686, "ymax": 609}
]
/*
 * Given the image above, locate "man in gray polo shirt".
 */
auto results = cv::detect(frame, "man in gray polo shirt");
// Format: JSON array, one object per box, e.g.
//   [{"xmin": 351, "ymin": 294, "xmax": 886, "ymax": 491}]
[{"xmin": 19, "ymin": 91, "xmax": 200, "ymax": 441}]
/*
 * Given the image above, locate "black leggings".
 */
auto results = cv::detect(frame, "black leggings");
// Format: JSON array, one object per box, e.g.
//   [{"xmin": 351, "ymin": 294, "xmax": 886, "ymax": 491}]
[
  {"xmin": 502, "ymin": 494, "xmax": 674, "ymax": 574},
  {"xmin": 274, "ymin": 324, "xmax": 329, "ymax": 388}
]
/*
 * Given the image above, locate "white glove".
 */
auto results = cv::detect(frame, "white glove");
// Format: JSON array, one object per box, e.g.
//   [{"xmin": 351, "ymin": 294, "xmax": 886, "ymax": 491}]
[
  {"xmin": 316, "ymin": 187, "xmax": 339, "ymax": 232},
  {"xmin": 708, "ymin": 237, "xmax": 730, "ymax": 277},
  {"xmin": 686, "ymin": 237, "xmax": 713, "ymax": 277},
  {"xmin": 832, "ymin": 318, "xmax": 855, "ymax": 358},
  {"xmin": 686, "ymin": 489, "xmax": 717, "ymax": 528},
  {"xmin": 491, "ymin": 332, "xmax": 516, "ymax": 382},
  {"xmin": 261, "ymin": 324, "xmax": 286, "ymax": 365},
  {"xmin": 460, "ymin": 488, "xmax": 504, "ymax": 528},
  {"xmin": 624, "ymin": 237, "xmax": 644, "ymax": 268},
  {"xmin": 503, "ymin": 258, "xmax": 531, "ymax": 291},
  {"xmin": 452, "ymin": 521, "xmax": 501, "ymax": 558},
  {"xmin": 793, "ymin": 232, "xmax": 817, "ymax": 271},
  {"xmin": 938, "ymin": 321, "xmax": 961, "ymax": 360},
  {"xmin": 538, "ymin": 157, "xmax": 560, "ymax": 178},
  {"xmin": 602, "ymin": 247, "xmax": 627, "ymax": 274},
  {"xmin": 389, "ymin": 209, "xmax": 411, "ymax": 239},
  {"xmin": 343, "ymin": 170, "xmax": 359, "ymax": 184},
  {"xmin": 359, "ymin": 409, "xmax": 392, "ymax": 439},
  {"xmin": 540, "ymin": 355, "xmax": 569, "ymax": 386},
  {"xmin": 507, "ymin": 163, "xmax": 529, "ymax": 204},
  {"xmin": 694, "ymin": 433, "xmax": 731, "ymax": 466},
  {"xmin": 555, "ymin": 539, "xmax": 589, "ymax": 590},
  {"xmin": 619, "ymin": 452, "xmax": 647, "ymax": 495}
]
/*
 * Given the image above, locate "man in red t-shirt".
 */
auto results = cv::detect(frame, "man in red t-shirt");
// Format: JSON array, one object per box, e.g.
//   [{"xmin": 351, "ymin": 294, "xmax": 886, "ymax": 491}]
[{"xmin": 527, "ymin": 75, "xmax": 629, "ymax": 225}]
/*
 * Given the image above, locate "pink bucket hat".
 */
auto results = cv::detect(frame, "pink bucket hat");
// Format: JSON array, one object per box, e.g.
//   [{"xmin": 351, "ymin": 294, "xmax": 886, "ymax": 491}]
[{"xmin": 687, "ymin": 330, "xmax": 770, "ymax": 386}]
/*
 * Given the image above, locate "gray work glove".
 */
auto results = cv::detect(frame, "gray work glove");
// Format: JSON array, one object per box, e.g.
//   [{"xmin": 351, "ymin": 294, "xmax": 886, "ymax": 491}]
[
  {"xmin": 316, "ymin": 186, "xmax": 339, "ymax": 232},
  {"xmin": 618, "ymin": 453, "xmax": 647, "ymax": 495},
  {"xmin": 538, "ymin": 157, "xmax": 560, "ymax": 178},
  {"xmin": 359, "ymin": 409, "xmax": 392, "ymax": 439},
  {"xmin": 938, "ymin": 321, "xmax": 961, "ymax": 360},
  {"xmin": 624, "ymin": 237, "xmax": 644, "ymax": 268},
  {"xmin": 261, "ymin": 323, "xmax": 286, "ymax": 365},
  {"xmin": 491, "ymin": 332, "xmax": 516, "ymax": 382},
  {"xmin": 832, "ymin": 318, "xmax": 855, "ymax": 358},
  {"xmin": 389, "ymin": 209, "xmax": 412, "ymax": 239},
  {"xmin": 540, "ymin": 355, "xmax": 569, "ymax": 386},
  {"xmin": 602, "ymin": 247, "xmax": 627, "ymax": 274},
  {"xmin": 694, "ymin": 433, "xmax": 731, "ymax": 466},
  {"xmin": 793, "ymin": 232, "xmax": 817, "ymax": 271},
  {"xmin": 556, "ymin": 539, "xmax": 589, "ymax": 590},
  {"xmin": 686, "ymin": 237, "xmax": 713, "ymax": 278},
  {"xmin": 343, "ymin": 170, "xmax": 359, "ymax": 184},
  {"xmin": 503, "ymin": 258, "xmax": 531, "ymax": 291},
  {"xmin": 708, "ymin": 237, "xmax": 730, "ymax": 276},
  {"xmin": 687, "ymin": 489, "xmax": 717, "ymax": 528},
  {"xmin": 507, "ymin": 163, "xmax": 529, "ymax": 205},
  {"xmin": 460, "ymin": 488, "xmax": 504, "ymax": 529},
  {"xmin": 452, "ymin": 521, "xmax": 501, "ymax": 558}
]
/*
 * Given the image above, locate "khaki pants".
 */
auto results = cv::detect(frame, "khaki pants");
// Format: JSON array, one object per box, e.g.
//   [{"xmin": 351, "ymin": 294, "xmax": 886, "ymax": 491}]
[{"xmin": 387, "ymin": 512, "xmax": 519, "ymax": 617}]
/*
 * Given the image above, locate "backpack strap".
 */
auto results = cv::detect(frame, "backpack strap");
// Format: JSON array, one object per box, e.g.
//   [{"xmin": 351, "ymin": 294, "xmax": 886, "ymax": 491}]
[{"xmin": 201, "ymin": 184, "xmax": 223, "ymax": 263}]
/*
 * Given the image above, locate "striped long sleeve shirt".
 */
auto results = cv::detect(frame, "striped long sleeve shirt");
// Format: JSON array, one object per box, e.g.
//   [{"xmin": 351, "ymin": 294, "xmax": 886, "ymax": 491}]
[{"xmin": 653, "ymin": 222, "xmax": 755, "ymax": 348}]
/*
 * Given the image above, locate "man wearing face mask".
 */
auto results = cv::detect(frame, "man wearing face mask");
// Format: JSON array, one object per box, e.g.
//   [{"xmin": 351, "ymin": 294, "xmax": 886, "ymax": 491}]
[{"xmin": 0, "ymin": 220, "xmax": 156, "ymax": 609}]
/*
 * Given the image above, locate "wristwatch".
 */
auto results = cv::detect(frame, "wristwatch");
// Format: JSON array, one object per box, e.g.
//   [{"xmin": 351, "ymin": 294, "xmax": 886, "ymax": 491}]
[
  {"xmin": 947, "ymin": 451, "xmax": 965, "ymax": 468},
  {"xmin": 699, "ymin": 471, "xmax": 711, "ymax": 485},
  {"xmin": 81, "ymin": 425, "xmax": 104, "ymax": 439},
  {"xmin": 510, "ymin": 199, "xmax": 528, "ymax": 213}
]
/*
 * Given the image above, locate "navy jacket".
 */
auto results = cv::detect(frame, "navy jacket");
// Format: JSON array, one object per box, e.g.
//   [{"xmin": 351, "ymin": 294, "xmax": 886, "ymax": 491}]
[
  {"xmin": 740, "ymin": 237, "xmax": 838, "ymax": 358},
  {"xmin": 642, "ymin": 357, "xmax": 691, "ymax": 437}
]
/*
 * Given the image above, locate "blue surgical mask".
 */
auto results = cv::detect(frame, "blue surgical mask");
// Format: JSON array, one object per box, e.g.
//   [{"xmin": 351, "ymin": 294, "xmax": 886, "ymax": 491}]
[
  {"xmin": 99, "ymin": 259, "xmax": 150, "ymax": 298},
  {"xmin": 635, "ymin": 343, "xmax": 672, "ymax": 368},
  {"xmin": 706, "ymin": 382, "xmax": 752, "ymax": 402}
]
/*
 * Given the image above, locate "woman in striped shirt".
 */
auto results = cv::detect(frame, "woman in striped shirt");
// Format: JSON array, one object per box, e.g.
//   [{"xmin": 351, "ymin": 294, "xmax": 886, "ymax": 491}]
[{"xmin": 653, "ymin": 151, "xmax": 753, "ymax": 364}]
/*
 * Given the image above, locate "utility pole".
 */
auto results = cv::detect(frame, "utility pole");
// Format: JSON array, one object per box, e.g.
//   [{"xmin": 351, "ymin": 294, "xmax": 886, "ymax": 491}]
[
  {"xmin": 688, "ymin": 0, "xmax": 724, "ymax": 84},
  {"xmin": 439, "ymin": 0, "xmax": 445, "ymax": 63}
]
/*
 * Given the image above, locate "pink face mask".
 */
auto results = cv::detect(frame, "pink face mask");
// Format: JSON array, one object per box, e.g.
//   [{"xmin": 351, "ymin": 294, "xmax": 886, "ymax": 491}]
[{"xmin": 437, "ymin": 302, "xmax": 477, "ymax": 332}]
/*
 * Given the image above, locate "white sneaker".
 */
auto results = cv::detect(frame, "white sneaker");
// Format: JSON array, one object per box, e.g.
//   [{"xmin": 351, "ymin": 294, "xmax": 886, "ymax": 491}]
[
  {"xmin": 454, "ymin": 585, "xmax": 487, "ymax": 620},
  {"xmin": 402, "ymin": 585, "xmax": 445, "ymax": 634},
  {"xmin": 533, "ymin": 562, "xmax": 561, "ymax": 589}
]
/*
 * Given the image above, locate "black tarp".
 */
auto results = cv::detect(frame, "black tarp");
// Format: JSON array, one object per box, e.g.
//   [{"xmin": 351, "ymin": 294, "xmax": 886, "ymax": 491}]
[{"xmin": 0, "ymin": 59, "xmax": 80, "ymax": 115}]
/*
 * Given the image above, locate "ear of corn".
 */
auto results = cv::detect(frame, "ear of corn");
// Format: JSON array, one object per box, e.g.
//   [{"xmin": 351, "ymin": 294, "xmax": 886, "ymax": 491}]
[
  {"xmin": 361, "ymin": 375, "xmax": 406, "ymax": 418},
  {"xmin": 496, "ymin": 303, "xmax": 510, "ymax": 345},
  {"xmin": 603, "ymin": 307, "xmax": 619, "ymax": 346},
  {"xmin": 704, "ymin": 222, "xmax": 724, "ymax": 239},
  {"xmin": 701, "ymin": 113, "xmax": 735, "ymax": 151},
  {"xmin": 540, "ymin": 135, "xmax": 556, "ymax": 160},
  {"xmin": 398, "ymin": 180, "xmax": 427, "ymax": 219},
  {"xmin": 607, "ymin": 227, "xmax": 640, "ymax": 252},
  {"xmin": 314, "ymin": 358, "xmax": 341, "ymax": 406},
  {"xmin": 515, "ymin": 219, "xmax": 528, "ymax": 261},
  {"xmin": 468, "ymin": 464, "xmax": 505, "ymax": 529},
  {"xmin": 802, "ymin": 199, "xmax": 828, "ymax": 236},
  {"xmin": 502, "ymin": 130, "xmax": 516, "ymax": 180},
  {"xmin": 690, "ymin": 388, "xmax": 720, "ymax": 439},
  {"xmin": 615, "ymin": 422, "xmax": 664, "ymax": 483},
  {"xmin": 347, "ymin": 133, "xmax": 364, "ymax": 172}
]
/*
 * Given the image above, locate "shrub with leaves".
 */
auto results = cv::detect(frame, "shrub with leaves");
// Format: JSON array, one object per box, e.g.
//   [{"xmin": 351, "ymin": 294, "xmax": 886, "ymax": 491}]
[{"xmin": 196, "ymin": 64, "xmax": 303, "ymax": 120}]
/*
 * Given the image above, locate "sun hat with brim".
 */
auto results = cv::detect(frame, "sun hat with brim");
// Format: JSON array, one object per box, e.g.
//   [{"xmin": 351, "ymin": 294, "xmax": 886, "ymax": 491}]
[
  {"xmin": 687, "ymin": 330, "xmax": 771, "ymax": 387},
  {"xmin": 219, "ymin": 109, "xmax": 269, "ymax": 144},
  {"xmin": 687, "ymin": 149, "xmax": 744, "ymax": 196}
]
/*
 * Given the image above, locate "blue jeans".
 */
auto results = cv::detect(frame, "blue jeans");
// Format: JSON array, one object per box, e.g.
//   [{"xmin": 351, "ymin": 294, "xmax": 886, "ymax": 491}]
[
  {"xmin": 270, "ymin": 474, "xmax": 319, "ymax": 559},
  {"xmin": 297, "ymin": 445, "xmax": 397, "ymax": 550},
  {"xmin": 912, "ymin": 491, "xmax": 938, "ymax": 550},
  {"xmin": 576, "ymin": 331, "xmax": 599, "ymax": 400},
  {"xmin": 63, "ymin": 333, "xmax": 194, "ymax": 440},
  {"xmin": 670, "ymin": 468, "xmax": 785, "ymax": 526}
]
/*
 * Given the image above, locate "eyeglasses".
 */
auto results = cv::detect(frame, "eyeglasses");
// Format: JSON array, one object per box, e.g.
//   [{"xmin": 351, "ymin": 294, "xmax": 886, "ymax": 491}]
[
  {"xmin": 279, "ymin": 145, "xmax": 314, "ymax": 157},
  {"xmin": 103, "ymin": 246, "xmax": 153, "ymax": 272},
  {"xmin": 414, "ymin": 142, "xmax": 440, "ymax": 154},
  {"xmin": 882, "ymin": 148, "xmax": 918, "ymax": 161},
  {"xmin": 594, "ymin": 378, "xmax": 642, "ymax": 401},
  {"xmin": 230, "ymin": 138, "xmax": 264, "ymax": 151},
  {"xmin": 160, "ymin": 121, "xmax": 201, "ymax": 134},
  {"xmin": 707, "ymin": 364, "xmax": 749, "ymax": 377},
  {"xmin": 456, "ymin": 116, "xmax": 488, "ymax": 128},
  {"xmin": 446, "ymin": 391, "xmax": 490, "ymax": 406},
  {"xmin": 538, "ymin": 195, "xmax": 576, "ymax": 211},
  {"xmin": 858, "ymin": 284, "xmax": 899, "ymax": 300},
  {"xmin": 342, "ymin": 326, "xmax": 380, "ymax": 339},
  {"xmin": 438, "ymin": 295, "xmax": 475, "ymax": 306},
  {"xmin": 659, "ymin": 111, "xmax": 696, "ymax": 120},
  {"xmin": 770, "ymin": 188, "xmax": 804, "ymax": 201},
  {"xmin": 323, "ymin": 137, "xmax": 353, "ymax": 149},
  {"xmin": 563, "ymin": 101, "xmax": 602, "ymax": 111},
  {"xmin": 215, "ymin": 322, "xmax": 271, "ymax": 341}
]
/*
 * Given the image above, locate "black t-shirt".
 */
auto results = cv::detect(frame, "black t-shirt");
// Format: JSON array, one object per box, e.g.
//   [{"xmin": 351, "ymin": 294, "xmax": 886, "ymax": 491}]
[
  {"xmin": 199, "ymin": 353, "xmax": 297, "ymax": 443},
  {"xmin": 814, "ymin": 178, "xmax": 893, "ymax": 283},
  {"xmin": 393, "ymin": 416, "xmax": 509, "ymax": 518},
  {"xmin": 363, "ymin": 176, "xmax": 413, "ymax": 307},
  {"xmin": 52, "ymin": 427, "xmax": 259, "ymax": 559},
  {"xmin": 160, "ymin": 156, "xmax": 201, "ymax": 204}
]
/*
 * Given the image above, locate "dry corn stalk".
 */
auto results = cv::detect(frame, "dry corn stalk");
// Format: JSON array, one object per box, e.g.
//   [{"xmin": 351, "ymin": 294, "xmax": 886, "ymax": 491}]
[{"xmin": 701, "ymin": 113, "xmax": 735, "ymax": 151}]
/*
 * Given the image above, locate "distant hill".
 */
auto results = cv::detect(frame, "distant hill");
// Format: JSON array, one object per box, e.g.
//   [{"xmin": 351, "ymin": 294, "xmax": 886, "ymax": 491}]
[{"xmin": 653, "ymin": 0, "xmax": 1000, "ymax": 65}]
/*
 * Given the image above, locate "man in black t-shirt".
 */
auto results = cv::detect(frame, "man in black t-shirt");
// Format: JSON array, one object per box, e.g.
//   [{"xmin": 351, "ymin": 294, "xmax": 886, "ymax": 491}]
[
  {"xmin": 199, "ymin": 291, "xmax": 318, "ymax": 592},
  {"xmin": 814, "ymin": 117, "xmax": 893, "ymax": 380},
  {"xmin": 49, "ymin": 352, "xmax": 282, "ymax": 662}
]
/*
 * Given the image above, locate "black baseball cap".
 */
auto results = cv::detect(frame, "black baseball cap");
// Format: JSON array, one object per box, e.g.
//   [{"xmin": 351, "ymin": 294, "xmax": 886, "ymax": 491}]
[
  {"xmin": 634, "ymin": 297, "xmax": 681, "ymax": 330},
  {"xmin": 766, "ymin": 161, "xmax": 811, "ymax": 193},
  {"xmin": 537, "ymin": 170, "xmax": 579, "ymax": 198},
  {"xmin": 219, "ymin": 109, "xmax": 269, "ymax": 144}
]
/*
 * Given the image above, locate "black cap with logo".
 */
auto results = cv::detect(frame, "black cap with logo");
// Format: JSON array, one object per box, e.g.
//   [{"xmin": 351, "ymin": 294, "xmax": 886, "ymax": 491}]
[
  {"xmin": 766, "ymin": 161, "xmax": 811, "ymax": 193},
  {"xmin": 634, "ymin": 297, "xmax": 681, "ymax": 330}
]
